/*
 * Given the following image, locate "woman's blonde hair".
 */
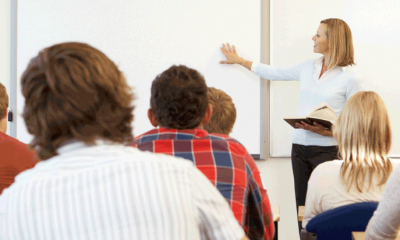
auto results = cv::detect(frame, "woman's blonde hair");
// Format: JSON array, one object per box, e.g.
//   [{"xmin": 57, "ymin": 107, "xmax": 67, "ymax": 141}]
[
  {"xmin": 334, "ymin": 91, "xmax": 392, "ymax": 192},
  {"xmin": 320, "ymin": 18, "xmax": 355, "ymax": 69}
]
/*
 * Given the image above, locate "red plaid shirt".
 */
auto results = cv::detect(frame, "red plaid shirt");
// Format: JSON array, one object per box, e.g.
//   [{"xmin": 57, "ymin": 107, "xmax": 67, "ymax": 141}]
[{"xmin": 129, "ymin": 127, "xmax": 274, "ymax": 240}]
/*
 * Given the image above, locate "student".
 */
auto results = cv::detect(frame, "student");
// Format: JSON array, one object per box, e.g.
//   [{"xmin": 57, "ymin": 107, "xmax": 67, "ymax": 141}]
[
  {"xmin": 203, "ymin": 87, "xmax": 236, "ymax": 135},
  {"xmin": 0, "ymin": 42, "xmax": 248, "ymax": 240},
  {"xmin": 302, "ymin": 91, "xmax": 397, "ymax": 228},
  {"xmin": 129, "ymin": 65, "xmax": 274, "ymax": 240},
  {"xmin": 365, "ymin": 165, "xmax": 400, "ymax": 239},
  {"xmin": 0, "ymin": 83, "xmax": 36, "ymax": 194}
]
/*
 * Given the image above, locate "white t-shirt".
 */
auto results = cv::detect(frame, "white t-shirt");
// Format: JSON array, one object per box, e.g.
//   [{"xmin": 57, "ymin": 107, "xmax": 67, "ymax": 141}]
[
  {"xmin": 251, "ymin": 57, "xmax": 364, "ymax": 146},
  {"xmin": 365, "ymin": 164, "xmax": 400, "ymax": 240},
  {"xmin": 0, "ymin": 141, "xmax": 245, "ymax": 240},
  {"xmin": 302, "ymin": 159, "xmax": 400, "ymax": 228}
]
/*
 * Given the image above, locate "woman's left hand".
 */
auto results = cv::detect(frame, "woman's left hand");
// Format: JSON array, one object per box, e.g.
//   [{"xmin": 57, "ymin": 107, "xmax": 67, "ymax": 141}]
[{"xmin": 295, "ymin": 121, "xmax": 333, "ymax": 137}]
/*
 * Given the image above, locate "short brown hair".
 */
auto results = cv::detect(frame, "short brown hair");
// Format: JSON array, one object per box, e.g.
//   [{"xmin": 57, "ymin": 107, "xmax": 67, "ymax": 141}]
[
  {"xmin": 334, "ymin": 91, "xmax": 392, "ymax": 192},
  {"xmin": 0, "ymin": 83, "xmax": 8, "ymax": 119},
  {"xmin": 203, "ymin": 87, "xmax": 236, "ymax": 135},
  {"xmin": 21, "ymin": 42, "xmax": 134, "ymax": 160},
  {"xmin": 320, "ymin": 18, "xmax": 355, "ymax": 69},
  {"xmin": 150, "ymin": 65, "xmax": 208, "ymax": 129}
]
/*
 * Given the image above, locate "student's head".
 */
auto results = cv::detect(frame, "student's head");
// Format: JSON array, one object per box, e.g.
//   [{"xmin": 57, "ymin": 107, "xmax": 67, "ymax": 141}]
[
  {"xmin": 334, "ymin": 91, "xmax": 392, "ymax": 192},
  {"xmin": 315, "ymin": 18, "xmax": 355, "ymax": 69},
  {"xmin": 0, "ymin": 83, "xmax": 8, "ymax": 133},
  {"xmin": 149, "ymin": 65, "xmax": 212, "ymax": 129},
  {"xmin": 21, "ymin": 42, "xmax": 134, "ymax": 160},
  {"xmin": 203, "ymin": 87, "xmax": 236, "ymax": 135}
]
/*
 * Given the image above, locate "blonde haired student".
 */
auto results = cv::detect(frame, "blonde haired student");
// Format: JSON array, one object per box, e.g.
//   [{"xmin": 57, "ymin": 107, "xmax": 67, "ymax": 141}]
[
  {"xmin": 302, "ymin": 91, "xmax": 397, "ymax": 228},
  {"xmin": 203, "ymin": 87, "xmax": 236, "ymax": 135}
]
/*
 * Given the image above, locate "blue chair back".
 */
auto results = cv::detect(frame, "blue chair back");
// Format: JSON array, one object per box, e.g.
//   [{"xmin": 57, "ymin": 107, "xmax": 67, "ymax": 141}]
[{"xmin": 305, "ymin": 202, "xmax": 378, "ymax": 240}]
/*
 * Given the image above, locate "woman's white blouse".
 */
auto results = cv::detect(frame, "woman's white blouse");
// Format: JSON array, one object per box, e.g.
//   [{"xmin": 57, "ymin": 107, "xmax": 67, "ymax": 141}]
[{"xmin": 251, "ymin": 57, "xmax": 364, "ymax": 146}]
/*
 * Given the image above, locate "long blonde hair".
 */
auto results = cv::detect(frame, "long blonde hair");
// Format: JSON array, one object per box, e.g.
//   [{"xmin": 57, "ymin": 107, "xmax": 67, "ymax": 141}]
[
  {"xmin": 334, "ymin": 91, "xmax": 392, "ymax": 192},
  {"xmin": 320, "ymin": 18, "xmax": 355, "ymax": 69}
]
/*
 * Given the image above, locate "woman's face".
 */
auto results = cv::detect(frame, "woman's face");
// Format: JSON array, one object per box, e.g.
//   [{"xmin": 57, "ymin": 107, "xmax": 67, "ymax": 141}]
[{"xmin": 312, "ymin": 24, "xmax": 329, "ymax": 56}]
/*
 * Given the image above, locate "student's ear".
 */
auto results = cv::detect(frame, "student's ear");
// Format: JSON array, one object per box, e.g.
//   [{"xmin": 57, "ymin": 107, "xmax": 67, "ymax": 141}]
[
  {"xmin": 147, "ymin": 109, "xmax": 158, "ymax": 127},
  {"xmin": 201, "ymin": 104, "xmax": 213, "ymax": 126}
]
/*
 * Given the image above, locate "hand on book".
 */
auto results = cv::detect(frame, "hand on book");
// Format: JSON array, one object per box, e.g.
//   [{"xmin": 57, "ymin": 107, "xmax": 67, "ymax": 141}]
[{"xmin": 295, "ymin": 121, "xmax": 333, "ymax": 137}]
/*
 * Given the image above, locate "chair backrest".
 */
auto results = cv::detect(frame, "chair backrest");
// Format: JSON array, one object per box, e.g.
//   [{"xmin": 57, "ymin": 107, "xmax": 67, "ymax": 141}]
[{"xmin": 305, "ymin": 202, "xmax": 379, "ymax": 240}]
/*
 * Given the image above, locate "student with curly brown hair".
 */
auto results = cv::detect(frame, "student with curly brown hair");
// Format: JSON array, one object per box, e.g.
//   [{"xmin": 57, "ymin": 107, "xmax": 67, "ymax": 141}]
[
  {"xmin": 203, "ymin": 87, "xmax": 236, "ymax": 136},
  {"xmin": 0, "ymin": 83, "xmax": 36, "ymax": 194},
  {"xmin": 130, "ymin": 65, "xmax": 274, "ymax": 240},
  {"xmin": 0, "ymin": 43, "xmax": 247, "ymax": 240}
]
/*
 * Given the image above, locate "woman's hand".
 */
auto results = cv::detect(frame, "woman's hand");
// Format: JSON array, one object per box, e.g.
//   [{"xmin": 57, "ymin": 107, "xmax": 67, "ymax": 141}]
[
  {"xmin": 295, "ymin": 121, "xmax": 333, "ymax": 137},
  {"xmin": 220, "ymin": 43, "xmax": 243, "ymax": 64}
]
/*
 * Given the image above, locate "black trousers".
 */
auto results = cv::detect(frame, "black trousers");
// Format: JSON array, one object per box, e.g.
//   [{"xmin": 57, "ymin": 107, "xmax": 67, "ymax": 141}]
[{"xmin": 291, "ymin": 144, "xmax": 338, "ymax": 232}]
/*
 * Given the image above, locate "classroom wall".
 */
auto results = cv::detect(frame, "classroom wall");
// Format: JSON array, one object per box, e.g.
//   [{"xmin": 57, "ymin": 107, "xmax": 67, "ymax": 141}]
[{"xmin": 0, "ymin": 0, "xmax": 11, "ymax": 136}]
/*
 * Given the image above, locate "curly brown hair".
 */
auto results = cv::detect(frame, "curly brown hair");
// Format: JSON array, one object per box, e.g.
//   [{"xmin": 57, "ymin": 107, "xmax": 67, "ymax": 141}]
[
  {"xmin": 21, "ymin": 42, "xmax": 134, "ymax": 160},
  {"xmin": 150, "ymin": 65, "xmax": 208, "ymax": 129},
  {"xmin": 203, "ymin": 87, "xmax": 236, "ymax": 135}
]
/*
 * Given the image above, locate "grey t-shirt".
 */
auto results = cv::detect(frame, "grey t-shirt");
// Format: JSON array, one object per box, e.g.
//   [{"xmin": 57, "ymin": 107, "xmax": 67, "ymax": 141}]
[{"xmin": 365, "ymin": 164, "xmax": 400, "ymax": 239}]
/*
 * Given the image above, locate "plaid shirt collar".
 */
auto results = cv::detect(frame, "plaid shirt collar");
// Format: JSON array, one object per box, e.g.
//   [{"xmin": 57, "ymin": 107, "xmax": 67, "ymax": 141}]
[{"xmin": 135, "ymin": 126, "xmax": 222, "ymax": 142}]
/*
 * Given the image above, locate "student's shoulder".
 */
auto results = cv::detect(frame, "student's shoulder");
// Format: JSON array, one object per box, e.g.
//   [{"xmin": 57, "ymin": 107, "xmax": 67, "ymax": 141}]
[
  {"xmin": 312, "ymin": 160, "xmax": 343, "ymax": 176},
  {"xmin": 207, "ymin": 133, "xmax": 250, "ymax": 155},
  {"xmin": 389, "ymin": 158, "xmax": 400, "ymax": 171},
  {"xmin": 0, "ymin": 132, "xmax": 35, "ymax": 158},
  {"xmin": 121, "ymin": 145, "xmax": 195, "ymax": 169}
]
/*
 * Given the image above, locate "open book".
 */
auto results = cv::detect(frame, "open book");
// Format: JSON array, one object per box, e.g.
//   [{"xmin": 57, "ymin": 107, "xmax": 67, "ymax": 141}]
[{"xmin": 284, "ymin": 102, "xmax": 337, "ymax": 129}]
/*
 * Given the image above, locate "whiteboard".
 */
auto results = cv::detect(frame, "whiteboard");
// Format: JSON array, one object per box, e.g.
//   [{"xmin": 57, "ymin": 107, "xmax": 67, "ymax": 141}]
[
  {"xmin": 16, "ymin": 0, "xmax": 261, "ymax": 154},
  {"xmin": 270, "ymin": 0, "xmax": 400, "ymax": 157}
]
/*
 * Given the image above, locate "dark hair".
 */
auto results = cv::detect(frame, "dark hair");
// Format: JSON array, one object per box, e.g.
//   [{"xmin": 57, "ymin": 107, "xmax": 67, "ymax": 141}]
[
  {"xmin": 21, "ymin": 42, "xmax": 134, "ymax": 160},
  {"xmin": 150, "ymin": 65, "xmax": 208, "ymax": 129}
]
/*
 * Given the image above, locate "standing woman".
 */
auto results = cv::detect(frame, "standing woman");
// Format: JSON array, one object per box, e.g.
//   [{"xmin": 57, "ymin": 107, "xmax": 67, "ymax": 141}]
[{"xmin": 220, "ymin": 18, "xmax": 363, "ymax": 228}]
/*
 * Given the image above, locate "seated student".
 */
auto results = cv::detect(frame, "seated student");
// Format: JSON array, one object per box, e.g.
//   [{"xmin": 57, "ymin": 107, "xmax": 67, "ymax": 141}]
[
  {"xmin": 302, "ymin": 91, "xmax": 397, "ymax": 228},
  {"xmin": 365, "ymin": 165, "xmax": 400, "ymax": 240},
  {"xmin": 203, "ymin": 87, "xmax": 236, "ymax": 135},
  {"xmin": 0, "ymin": 83, "xmax": 36, "ymax": 194},
  {"xmin": 0, "ymin": 43, "xmax": 248, "ymax": 240},
  {"xmin": 129, "ymin": 65, "xmax": 274, "ymax": 240}
]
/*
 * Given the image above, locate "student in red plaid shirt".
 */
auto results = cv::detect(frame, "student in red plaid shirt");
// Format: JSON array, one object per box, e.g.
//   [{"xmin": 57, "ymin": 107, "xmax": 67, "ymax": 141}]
[{"xmin": 129, "ymin": 65, "xmax": 274, "ymax": 240}]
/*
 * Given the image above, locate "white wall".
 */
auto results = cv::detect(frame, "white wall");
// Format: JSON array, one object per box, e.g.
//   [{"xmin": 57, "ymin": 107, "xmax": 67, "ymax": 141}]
[{"xmin": 0, "ymin": 0, "xmax": 11, "ymax": 136}]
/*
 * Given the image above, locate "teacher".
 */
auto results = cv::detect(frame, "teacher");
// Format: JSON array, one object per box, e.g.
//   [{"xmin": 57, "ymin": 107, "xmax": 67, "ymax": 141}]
[{"xmin": 220, "ymin": 18, "xmax": 363, "ymax": 230}]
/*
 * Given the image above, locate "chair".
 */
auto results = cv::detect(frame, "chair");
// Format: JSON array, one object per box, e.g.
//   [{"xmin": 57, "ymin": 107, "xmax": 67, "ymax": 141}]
[
  {"xmin": 300, "ymin": 202, "xmax": 378, "ymax": 240},
  {"xmin": 272, "ymin": 205, "xmax": 280, "ymax": 240}
]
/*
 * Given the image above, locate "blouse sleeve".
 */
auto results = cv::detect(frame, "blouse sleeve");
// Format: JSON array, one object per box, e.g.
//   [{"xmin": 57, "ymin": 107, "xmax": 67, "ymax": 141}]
[
  {"xmin": 251, "ymin": 60, "xmax": 311, "ymax": 81},
  {"xmin": 345, "ymin": 72, "xmax": 364, "ymax": 100},
  {"xmin": 365, "ymin": 165, "xmax": 400, "ymax": 240}
]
